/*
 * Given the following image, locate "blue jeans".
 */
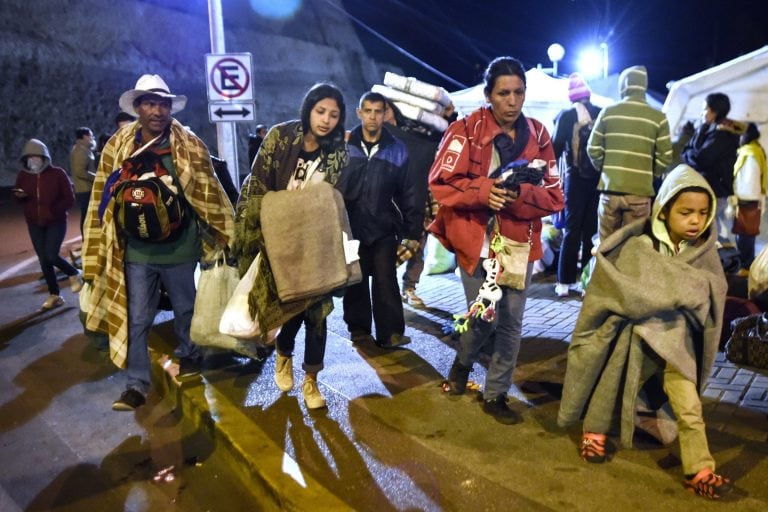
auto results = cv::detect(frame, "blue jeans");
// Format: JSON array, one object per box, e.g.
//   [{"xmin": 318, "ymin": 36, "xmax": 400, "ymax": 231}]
[
  {"xmin": 457, "ymin": 259, "xmax": 532, "ymax": 399},
  {"xmin": 27, "ymin": 221, "xmax": 79, "ymax": 295},
  {"xmin": 125, "ymin": 261, "xmax": 199, "ymax": 393}
]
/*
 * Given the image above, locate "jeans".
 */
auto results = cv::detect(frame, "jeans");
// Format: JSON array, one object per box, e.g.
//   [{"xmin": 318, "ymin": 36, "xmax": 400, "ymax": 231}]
[
  {"xmin": 125, "ymin": 261, "xmax": 199, "ymax": 393},
  {"xmin": 597, "ymin": 193, "xmax": 651, "ymax": 242},
  {"xmin": 276, "ymin": 301, "xmax": 327, "ymax": 374},
  {"xmin": 402, "ymin": 231, "xmax": 427, "ymax": 290},
  {"xmin": 343, "ymin": 235, "xmax": 404, "ymax": 343},
  {"xmin": 557, "ymin": 171, "xmax": 599, "ymax": 284},
  {"xmin": 27, "ymin": 221, "xmax": 79, "ymax": 295},
  {"xmin": 457, "ymin": 259, "xmax": 532, "ymax": 399}
]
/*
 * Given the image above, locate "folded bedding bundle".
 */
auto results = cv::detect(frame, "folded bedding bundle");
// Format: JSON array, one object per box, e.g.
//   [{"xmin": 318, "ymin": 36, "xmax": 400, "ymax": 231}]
[
  {"xmin": 384, "ymin": 71, "xmax": 452, "ymax": 107},
  {"xmin": 371, "ymin": 84, "xmax": 445, "ymax": 116},
  {"xmin": 393, "ymin": 101, "xmax": 449, "ymax": 133}
]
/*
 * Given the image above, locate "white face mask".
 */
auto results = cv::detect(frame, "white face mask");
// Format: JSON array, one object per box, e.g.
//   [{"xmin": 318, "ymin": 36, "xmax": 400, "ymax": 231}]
[{"xmin": 26, "ymin": 156, "xmax": 44, "ymax": 172}]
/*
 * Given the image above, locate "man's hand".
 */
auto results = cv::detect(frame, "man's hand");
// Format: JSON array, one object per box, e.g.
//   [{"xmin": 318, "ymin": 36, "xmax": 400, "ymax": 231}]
[{"xmin": 396, "ymin": 239, "xmax": 420, "ymax": 266}]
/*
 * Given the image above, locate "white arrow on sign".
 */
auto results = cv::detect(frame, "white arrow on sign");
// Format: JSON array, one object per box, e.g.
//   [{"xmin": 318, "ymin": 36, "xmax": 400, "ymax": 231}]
[{"xmin": 208, "ymin": 101, "xmax": 255, "ymax": 123}]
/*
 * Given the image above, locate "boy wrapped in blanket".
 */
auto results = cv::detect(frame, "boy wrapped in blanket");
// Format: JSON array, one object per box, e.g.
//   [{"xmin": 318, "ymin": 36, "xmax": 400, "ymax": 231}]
[{"xmin": 558, "ymin": 164, "xmax": 733, "ymax": 499}]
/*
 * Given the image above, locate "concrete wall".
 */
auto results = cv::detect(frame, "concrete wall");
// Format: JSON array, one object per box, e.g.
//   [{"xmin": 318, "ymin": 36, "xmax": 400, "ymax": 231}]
[{"xmin": 0, "ymin": 0, "xmax": 394, "ymax": 186}]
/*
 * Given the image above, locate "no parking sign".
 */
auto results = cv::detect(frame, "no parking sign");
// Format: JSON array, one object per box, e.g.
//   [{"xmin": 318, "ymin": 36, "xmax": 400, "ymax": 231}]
[{"xmin": 205, "ymin": 53, "xmax": 255, "ymax": 122}]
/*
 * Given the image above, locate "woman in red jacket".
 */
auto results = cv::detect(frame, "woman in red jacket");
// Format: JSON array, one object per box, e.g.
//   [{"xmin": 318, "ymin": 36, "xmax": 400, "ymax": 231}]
[
  {"xmin": 429, "ymin": 56, "xmax": 564, "ymax": 424},
  {"xmin": 14, "ymin": 139, "xmax": 82, "ymax": 309}
]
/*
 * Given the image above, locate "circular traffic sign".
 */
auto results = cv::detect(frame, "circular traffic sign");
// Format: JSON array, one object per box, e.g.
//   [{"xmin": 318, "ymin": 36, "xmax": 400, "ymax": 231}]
[{"xmin": 209, "ymin": 57, "xmax": 251, "ymax": 99}]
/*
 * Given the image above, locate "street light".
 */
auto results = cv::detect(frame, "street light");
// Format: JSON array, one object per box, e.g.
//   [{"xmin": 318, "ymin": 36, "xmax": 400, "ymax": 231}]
[
  {"xmin": 547, "ymin": 43, "xmax": 565, "ymax": 76},
  {"xmin": 577, "ymin": 47, "xmax": 603, "ymax": 79}
]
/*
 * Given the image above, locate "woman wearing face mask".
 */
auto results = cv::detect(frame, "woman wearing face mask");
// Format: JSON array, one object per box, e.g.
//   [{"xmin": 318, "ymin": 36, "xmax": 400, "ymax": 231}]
[
  {"xmin": 14, "ymin": 139, "xmax": 83, "ymax": 309},
  {"xmin": 233, "ymin": 83, "xmax": 348, "ymax": 410}
]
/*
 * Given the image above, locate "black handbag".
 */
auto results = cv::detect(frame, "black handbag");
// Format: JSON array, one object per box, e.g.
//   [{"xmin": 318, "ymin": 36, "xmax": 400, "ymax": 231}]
[{"xmin": 725, "ymin": 313, "xmax": 768, "ymax": 369}]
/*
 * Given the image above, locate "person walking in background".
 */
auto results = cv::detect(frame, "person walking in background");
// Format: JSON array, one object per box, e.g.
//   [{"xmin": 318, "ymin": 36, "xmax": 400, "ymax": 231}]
[
  {"xmin": 587, "ymin": 65, "xmax": 672, "ymax": 242},
  {"xmin": 731, "ymin": 122, "xmax": 767, "ymax": 274},
  {"xmin": 558, "ymin": 164, "xmax": 732, "ymax": 500},
  {"xmin": 247, "ymin": 123, "xmax": 268, "ymax": 166},
  {"xmin": 82, "ymin": 74, "xmax": 234, "ymax": 412},
  {"xmin": 235, "ymin": 83, "xmax": 348, "ymax": 410},
  {"xmin": 14, "ymin": 138, "xmax": 83, "ymax": 309},
  {"xmin": 551, "ymin": 73, "xmax": 602, "ymax": 297},
  {"xmin": 383, "ymin": 98, "xmax": 453, "ymax": 308},
  {"xmin": 429, "ymin": 56, "xmax": 563, "ymax": 424},
  {"xmin": 70, "ymin": 126, "xmax": 97, "ymax": 236},
  {"xmin": 682, "ymin": 92, "xmax": 742, "ymax": 247},
  {"xmin": 337, "ymin": 91, "xmax": 421, "ymax": 349}
]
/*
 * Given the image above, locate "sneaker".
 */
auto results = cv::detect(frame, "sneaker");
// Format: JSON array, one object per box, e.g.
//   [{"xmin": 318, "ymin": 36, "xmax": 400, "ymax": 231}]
[
  {"xmin": 401, "ymin": 288, "xmax": 425, "ymax": 308},
  {"xmin": 684, "ymin": 467, "xmax": 733, "ymax": 499},
  {"xmin": 302, "ymin": 376, "xmax": 327, "ymax": 409},
  {"xmin": 554, "ymin": 283, "xmax": 569, "ymax": 297},
  {"xmin": 178, "ymin": 356, "xmax": 202, "ymax": 380},
  {"xmin": 69, "ymin": 272, "xmax": 84, "ymax": 293},
  {"xmin": 275, "ymin": 354, "xmax": 294, "ymax": 391},
  {"xmin": 441, "ymin": 358, "xmax": 472, "ymax": 396},
  {"xmin": 41, "ymin": 295, "xmax": 64, "ymax": 310},
  {"xmin": 482, "ymin": 395, "xmax": 522, "ymax": 425},
  {"xmin": 580, "ymin": 432, "xmax": 608, "ymax": 463},
  {"xmin": 377, "ymin": 333, "xmax": 412, "ymax": 349},
  {"xmin": 112, "ymin": 388, "xmax": 146, "ymax": 411}
]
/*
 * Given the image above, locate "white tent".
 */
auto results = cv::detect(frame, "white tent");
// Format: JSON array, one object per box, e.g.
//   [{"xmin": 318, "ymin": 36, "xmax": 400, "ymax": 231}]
[
  {"xmin": 449, "ymin": 68, "xmax": 614, "ymax": 133},
  {"xmin": 663, "ymin": 46, "xmax": 768, "ymax": 143}
]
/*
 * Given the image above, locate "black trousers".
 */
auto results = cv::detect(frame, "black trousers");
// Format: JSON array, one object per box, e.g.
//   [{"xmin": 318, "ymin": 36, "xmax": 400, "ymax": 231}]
[
  {"xmin": 343, "ymin": 235, "xmax": 404, "ymax": 343},
  {"xmin": 557, "ymin": 170, "xmax": 600, "ymax": 284}
]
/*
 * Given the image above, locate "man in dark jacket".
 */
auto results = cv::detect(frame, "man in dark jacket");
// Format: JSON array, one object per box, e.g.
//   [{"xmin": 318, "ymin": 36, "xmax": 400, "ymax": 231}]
[
  {"xmin": 682, "ymin": 92, "xmax": 742, "ymax": 246},
  {"xmin": 551, "ymin": 73, "xmax": 602, "ymax": 297},
  {"xmin": 337, "ymin": 91, "xmax": 421, "ymax": 348}
]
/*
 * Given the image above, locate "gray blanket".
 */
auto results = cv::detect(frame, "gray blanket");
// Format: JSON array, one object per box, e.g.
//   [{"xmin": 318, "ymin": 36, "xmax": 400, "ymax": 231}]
[{"xmin": 557, "ymin": 219, "xmax": 727, "ymax": 447}]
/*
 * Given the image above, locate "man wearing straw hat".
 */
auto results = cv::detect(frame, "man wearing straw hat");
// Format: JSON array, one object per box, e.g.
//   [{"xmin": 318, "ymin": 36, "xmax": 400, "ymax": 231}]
[{"xmin": 81, "ymin": 74, "xmax": 235, "ymax": 411}]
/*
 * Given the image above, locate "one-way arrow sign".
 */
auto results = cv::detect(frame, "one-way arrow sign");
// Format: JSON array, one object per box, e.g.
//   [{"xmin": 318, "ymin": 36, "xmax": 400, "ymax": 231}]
[{"xmin": 208, "ymin": 101, "xmax": 255, "ymax": 123}]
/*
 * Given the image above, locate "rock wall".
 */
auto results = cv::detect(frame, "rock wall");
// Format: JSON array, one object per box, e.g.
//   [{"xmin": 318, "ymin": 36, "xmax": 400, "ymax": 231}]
[{"xmin": 0, "ymin": 0, "xmax": 394, "ymax": 185}]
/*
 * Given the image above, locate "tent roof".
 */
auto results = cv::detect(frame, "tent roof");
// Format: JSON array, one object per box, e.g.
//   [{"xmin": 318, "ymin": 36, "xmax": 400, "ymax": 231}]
[
  {"xmin": 449, "ymin": 68, "xmax": 613, "ymax": 133},
  {"xmin": 663, "ymin": 45, "xmax": 768, "ymax": 138}
]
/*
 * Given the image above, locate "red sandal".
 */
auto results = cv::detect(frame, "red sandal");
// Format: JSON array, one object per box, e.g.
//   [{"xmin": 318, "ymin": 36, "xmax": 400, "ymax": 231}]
[{"xmin": 580, "ymin": 432, "xmax": 607, "ymax": 463}]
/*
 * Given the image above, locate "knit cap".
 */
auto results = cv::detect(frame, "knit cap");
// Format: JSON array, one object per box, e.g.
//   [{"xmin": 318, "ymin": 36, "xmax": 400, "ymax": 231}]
[{"xmin": 568, "ymin": 73, "xmax": 591, "ymax": 102}]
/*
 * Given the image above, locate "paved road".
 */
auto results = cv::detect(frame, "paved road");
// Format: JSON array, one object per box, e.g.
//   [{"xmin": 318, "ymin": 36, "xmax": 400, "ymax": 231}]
[{"xmin": 0, "ymin": 193, "xmax": 766, "ymax": 511}]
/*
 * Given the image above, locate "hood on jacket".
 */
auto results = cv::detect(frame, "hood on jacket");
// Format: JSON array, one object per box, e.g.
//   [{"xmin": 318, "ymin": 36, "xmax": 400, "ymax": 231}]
[
  {"xmin": 651, "ymin": 163, "xmax": 716, "ymax": 253},
  {"xmin": 619, "ymin": 65, "xmax": 648, "ymax": 99},
  {"xmin": 20, "ymin": 138, "xmax": 52, "ymax": 168}
]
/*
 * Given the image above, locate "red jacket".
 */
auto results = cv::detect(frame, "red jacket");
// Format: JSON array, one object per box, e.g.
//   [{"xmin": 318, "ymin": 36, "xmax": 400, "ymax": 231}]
[
  {"xmin": 15, "ymin": 165, "xmax": 74, "ymax": 226},
  {"xmin": 428, "ymin": 107, "xmax": 563, "ymax": 274}
]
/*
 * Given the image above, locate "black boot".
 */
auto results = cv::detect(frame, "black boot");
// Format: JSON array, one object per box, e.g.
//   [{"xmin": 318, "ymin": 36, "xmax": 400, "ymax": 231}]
[{"xmin": 442, "ymin": 358, "xmax": 472, "ymax": 396}]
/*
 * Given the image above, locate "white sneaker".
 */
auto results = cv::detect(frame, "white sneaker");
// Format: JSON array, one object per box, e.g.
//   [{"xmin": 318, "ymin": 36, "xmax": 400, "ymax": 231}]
[
  {"xmin": 302, "ymin": 377, "xmax": 326, "ymax": 409},
  {"xmin": 69, "ymin": 272, "xmax": 84, "ymax": 293},
  {"xmin": 42, "ymin": 295, "xmax": 64, "ymax": 310},
  {"xmin": 554, "ymin": 283, "xmax": 569, "ymax": 297},
  {"xmin": 274, "ymin": 354, "xmax": 294, "ymax": 391}
]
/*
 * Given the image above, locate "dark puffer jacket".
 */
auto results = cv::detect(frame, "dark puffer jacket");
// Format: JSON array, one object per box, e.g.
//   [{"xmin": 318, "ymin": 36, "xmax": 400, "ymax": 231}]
[
  {"xmin": 337, "ymin": 126, "xmax": 421, "ymax": 245},
  {"xmin": 682, "ymin": 120, "xmax": 742, "ymax": 198}
]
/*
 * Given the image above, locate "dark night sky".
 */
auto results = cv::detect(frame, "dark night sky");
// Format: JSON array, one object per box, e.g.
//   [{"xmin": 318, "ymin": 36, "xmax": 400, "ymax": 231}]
[{"xmin": 338, "ymin": 0, "xmax": 768, "ymax": 93}]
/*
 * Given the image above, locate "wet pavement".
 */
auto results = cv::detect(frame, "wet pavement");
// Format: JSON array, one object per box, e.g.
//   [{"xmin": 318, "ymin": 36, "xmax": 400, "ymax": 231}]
[{"xmin": 1, "ymin": 194, "xmax": 767, "ymax": 511}]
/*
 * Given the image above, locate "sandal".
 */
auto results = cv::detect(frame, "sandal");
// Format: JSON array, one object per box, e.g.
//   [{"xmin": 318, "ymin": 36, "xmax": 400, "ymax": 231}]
[
  {"xmin": 684, "ymin": 468, "xmax": 732, "ymax": 499},
  {"xmin": 580, "ymin": 432, "xmax": 607, "ymax": 463},
  {"xmin": 441, "ymin": 359, "xmax": 472, "ymax": 396}
]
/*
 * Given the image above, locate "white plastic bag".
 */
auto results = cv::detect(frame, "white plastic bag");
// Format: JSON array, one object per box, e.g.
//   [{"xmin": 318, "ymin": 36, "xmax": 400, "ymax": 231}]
[
  {"xmin": 219, "ymin": 254, "xmax": 272, "ymax": 340},
  {"xmin": 190, "ymin": 255, "xmax": 241, "ymax": 350}
]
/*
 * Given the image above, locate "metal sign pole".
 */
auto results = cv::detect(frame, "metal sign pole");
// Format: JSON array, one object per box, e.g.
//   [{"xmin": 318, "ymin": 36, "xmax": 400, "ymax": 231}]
[{"xmin": 207, "ymin": 0, "xmax": 240, "ymax": 188}]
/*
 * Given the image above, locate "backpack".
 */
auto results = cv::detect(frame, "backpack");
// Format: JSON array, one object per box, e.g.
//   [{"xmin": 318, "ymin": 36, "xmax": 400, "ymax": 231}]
[
  {"xmin": 570, "ymin": 103, "xmax": 598, "ymax": 179},
  {"xmin": 109, "ymin": 148, "xmax": 187, "ymax": 242}
]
